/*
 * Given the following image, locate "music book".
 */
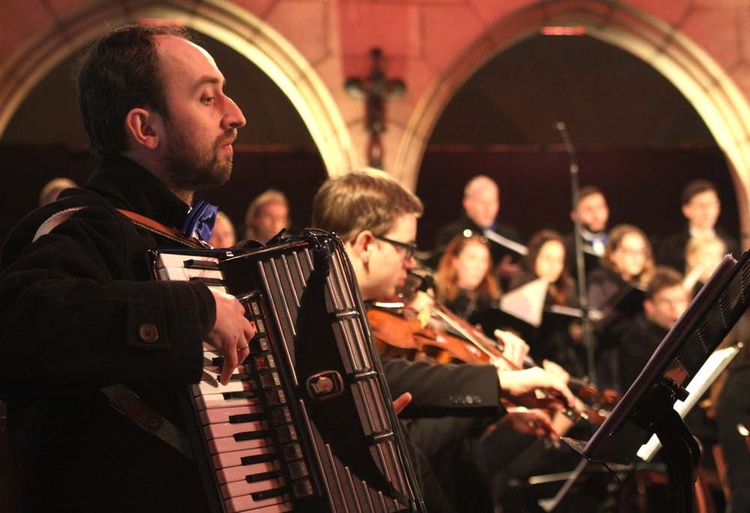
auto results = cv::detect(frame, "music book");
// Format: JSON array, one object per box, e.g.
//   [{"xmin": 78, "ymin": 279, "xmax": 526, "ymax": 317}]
[{"xmin": 563, "ymin": 251, "xmax": 750, "ymax": 465}]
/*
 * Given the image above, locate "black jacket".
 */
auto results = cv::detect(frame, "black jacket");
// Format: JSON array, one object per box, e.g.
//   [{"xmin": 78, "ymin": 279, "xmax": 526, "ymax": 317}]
[{"xmin": 0, "ymin": 157, "xmax": 213, "ymax": 512}]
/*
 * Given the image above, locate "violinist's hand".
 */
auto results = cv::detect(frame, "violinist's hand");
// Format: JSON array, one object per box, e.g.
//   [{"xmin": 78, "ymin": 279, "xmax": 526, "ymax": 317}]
[
  {"xmin": 497, "ymin": 407, "xmax": 559, "ymax": 441},
  {"xmin": 494, "ymin": 329, "xmax": 529, "ymax": 369},
  {"xmin": 206, "ymin": 290, "xmax": 256, "ymax": 385},
  {"xmin": 393, "ymin": 392, "xmax": 413, "ymax": 415},
  {"xmin": 542, "ymin": 359, "xmax": 569, "ymax": 383},
  {"xmin": 497, "ymin": 367, "xmax": 577, "ymax": 411}
]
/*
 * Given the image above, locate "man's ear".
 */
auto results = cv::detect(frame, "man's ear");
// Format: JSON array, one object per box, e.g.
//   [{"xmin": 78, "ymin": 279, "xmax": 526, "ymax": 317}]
[
  {"xmin": 351, "ymin": 230, "xmax": 375, "ymax": 265},
  {"xmin": 643, "ymin": 298, "xmax": 655, "ymax": 319},
  {"xmin": 681, "ymin": 203, "xmax": 691, "ymax": 221},
  {"xmin": 124, "ymin": 108, "xmax": 163, "ymax": 150}
]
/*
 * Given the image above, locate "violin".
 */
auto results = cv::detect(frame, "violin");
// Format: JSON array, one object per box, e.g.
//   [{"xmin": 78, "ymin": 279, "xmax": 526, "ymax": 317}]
[{"xmin": 367, "ymin": 305, "xmax": 487, "ymax": 364}]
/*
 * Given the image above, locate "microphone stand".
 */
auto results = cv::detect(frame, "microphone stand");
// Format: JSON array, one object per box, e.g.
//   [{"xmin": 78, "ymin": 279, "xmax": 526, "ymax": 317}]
[{"xmin": 556, "ymin": 122, "xmax": 596, "ymax": 385}]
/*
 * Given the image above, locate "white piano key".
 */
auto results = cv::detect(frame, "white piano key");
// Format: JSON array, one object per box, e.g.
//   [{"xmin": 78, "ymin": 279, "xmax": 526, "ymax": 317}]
[
  {"xmin": 199, "ymin": 404, "xmax": 265, "ymax": 426},
  {"xmin": 202, "ymin": 420, "xmax": 269, "ymax": 441},
  {"xmin": 221, "ymin": 476, "xmax": 287, "ymax": 501},
  {"xmin": 212, "ymin": 447, "xmax": 277, "ymax": 471},
  {"xmin": 208, "ymin": 434, "xmax": 275, "ymax": 455},
  {"xmin": 224, "ymin": 497, "xmax": 293, "ymax": 513}
]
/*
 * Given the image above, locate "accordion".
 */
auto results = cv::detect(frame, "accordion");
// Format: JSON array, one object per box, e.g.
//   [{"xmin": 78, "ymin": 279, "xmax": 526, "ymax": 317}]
[{"xmin": 151, "ymin": 230, "xmax": 425, "ymax": 513}]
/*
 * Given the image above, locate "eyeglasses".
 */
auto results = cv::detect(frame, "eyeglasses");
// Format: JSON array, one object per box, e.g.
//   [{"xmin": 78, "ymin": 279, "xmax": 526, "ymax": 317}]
[{"xmin": 374, "ymin": 234, "xmax": 418, "ymax": 260}]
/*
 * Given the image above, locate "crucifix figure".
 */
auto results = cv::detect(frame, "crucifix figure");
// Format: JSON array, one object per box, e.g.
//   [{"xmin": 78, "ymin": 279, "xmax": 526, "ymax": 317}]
[{"xmin": 345, "ymin": 48, "xmax": 406, "ymax": 168}]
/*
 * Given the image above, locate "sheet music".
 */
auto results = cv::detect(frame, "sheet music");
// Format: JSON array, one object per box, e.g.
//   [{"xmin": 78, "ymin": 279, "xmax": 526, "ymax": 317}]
[
  {"xmin": 499, "ymin": 278, "xmax": 548, "ymax": 327},
  {"xmin": 636, "ymin": 344, "xmax": 742, "ymax": 462},
  {"xmin": 482, "ymin": 229, "xmax": 529, "ymax": 256}
]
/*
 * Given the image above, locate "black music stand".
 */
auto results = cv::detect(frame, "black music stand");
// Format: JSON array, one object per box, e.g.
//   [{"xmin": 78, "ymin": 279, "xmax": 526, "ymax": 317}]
[{"xmin": 562, "ymin": 250, "xmax": 750, "ymax": 513}]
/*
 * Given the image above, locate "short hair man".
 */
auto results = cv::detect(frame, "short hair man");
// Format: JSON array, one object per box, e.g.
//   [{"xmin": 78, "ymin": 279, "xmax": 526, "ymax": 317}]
[
  {"xmin": 0, "ymin": 25, "xmax": 255, "ymax": 512},
  {"xmin": 434, "ymin": 175, "xmax": 522, "ymax": 279},
  {"xmin": 656, "ymin": 179, "xmax": 739, "ymax": 271},
  {"xmin": 598, "ymin": 267, "xmax": 689, "ymax": 394},
  {"xmin": 563, "ymin": 185, "xmax": 610, "ymax": 279},
  {"xmin": 312, "ymin": 169, "xmax": 575, "ymax": 511}
]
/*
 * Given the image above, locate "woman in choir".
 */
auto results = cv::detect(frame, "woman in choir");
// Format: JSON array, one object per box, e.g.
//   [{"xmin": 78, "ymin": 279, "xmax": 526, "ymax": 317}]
[
  {"xmin": 433, "ymin": 233, "xmax": 501, "ymax": 321},
  {"xmin": 509, "ymin": 230, "xmax": 576, "ymax": 307},
  {"xmin": 508, "ymin": 230, "xmax": 585, "ymax": 376},
  {"xmin": 587, "ymin": 223, "xmax": 655, "ymax": 311}
]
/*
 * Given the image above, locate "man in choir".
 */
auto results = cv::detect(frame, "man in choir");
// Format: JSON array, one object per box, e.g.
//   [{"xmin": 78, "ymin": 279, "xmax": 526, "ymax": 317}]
[
  {"xmin": 657, "ymin": 179, "xmax": 740, "ymax": 271},
  {"xmin": 312, "ymin": 169, "xmax": 578, "ymax": 512},
  {"xmin": 563, "ymin": 185, "xmax": 610, "ymax": 280},
  {"xmin": 597, "ymin": 267, "xmax": 689, "ymax": 394},
  {"xmin": 208, "ymin": 210, "xmax": 237, "ymax": 248},
  {"xmin": 434, "ymin": 174, "xmax": 522, "ymax": 281},
  {"xmin": 0, "ymin": 25, "xmax": 256, "ymax": 512}
]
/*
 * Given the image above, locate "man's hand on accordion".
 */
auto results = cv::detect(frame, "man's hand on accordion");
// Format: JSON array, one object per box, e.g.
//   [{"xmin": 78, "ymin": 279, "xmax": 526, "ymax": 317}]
[{"xmin": 207, "ymin": 290, "xmax": 257, "ymax": 385}]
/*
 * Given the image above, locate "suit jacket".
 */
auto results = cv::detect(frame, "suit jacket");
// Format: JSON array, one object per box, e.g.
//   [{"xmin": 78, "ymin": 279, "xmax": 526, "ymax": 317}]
[{"xmin": 0, "ymin": 157, "xmax": 213, "ymax": 512}]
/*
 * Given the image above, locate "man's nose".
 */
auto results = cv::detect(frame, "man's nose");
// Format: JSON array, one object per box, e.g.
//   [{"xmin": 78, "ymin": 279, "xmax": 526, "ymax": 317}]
[{"xmin": 223, "ymin": 96, "xmax": 246, "ymax": 129}]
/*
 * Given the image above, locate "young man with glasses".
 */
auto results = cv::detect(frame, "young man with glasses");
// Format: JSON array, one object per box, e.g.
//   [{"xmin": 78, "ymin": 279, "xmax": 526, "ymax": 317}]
[{"xmin": 312, "ymin": 168, "xmax": 577, "ymax": 512}]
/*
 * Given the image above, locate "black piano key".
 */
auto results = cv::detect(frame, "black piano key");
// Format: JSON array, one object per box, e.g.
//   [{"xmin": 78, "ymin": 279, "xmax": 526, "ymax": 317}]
[
  {"xmin": 228, "ymin": 412, "xmax": 266, "ymax": 424},
  {"xmin": 251, "ymin": 486, "xmax": 288, "ymax": 502},
  {"xmin": 246, "ymin": 469, "xmax": 283, "ymax": 483},
  {"xmin": 184, "ymin": 258, "xmax": 220, "ymax": 270},
  {"xmin": 240, "ymin": 452, "xmax": 278, "ymax": 465},
  {"xmin": 234, "ymin": 429, "xmax": 273, "ymax": 442},
  {"xmin": 222, "ymin": 390, "xmax": 257, "ymax": 400}
]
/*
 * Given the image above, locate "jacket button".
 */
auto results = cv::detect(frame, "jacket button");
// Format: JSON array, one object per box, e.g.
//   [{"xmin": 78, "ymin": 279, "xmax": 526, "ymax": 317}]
[
  {"xmin": 138, "ymin": 323, "xmax": 159, "ymax": 343},
  {"xmin": 465, "ymin": 395, "xmax": 474, "ymax": 405},
  {"xmin": 473, "ymin": 396, "xmax": 482, "ymax": 405}
]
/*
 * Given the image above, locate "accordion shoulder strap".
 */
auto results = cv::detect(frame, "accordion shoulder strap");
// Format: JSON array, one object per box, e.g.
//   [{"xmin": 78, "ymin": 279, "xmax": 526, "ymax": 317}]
[
  {"xmin": 116, "ymin": 209, "xmax": 208, "ymax": 249},
  {"xmin": 33, "ymin": 206, "xmax": 207, "ymax": 249}
]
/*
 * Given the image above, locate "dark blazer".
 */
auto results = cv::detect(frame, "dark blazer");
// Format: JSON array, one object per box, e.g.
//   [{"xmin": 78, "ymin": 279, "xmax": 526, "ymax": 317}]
[{"xmin": 0, "ymin": 157, "xmax": 213, "ymax": 512}]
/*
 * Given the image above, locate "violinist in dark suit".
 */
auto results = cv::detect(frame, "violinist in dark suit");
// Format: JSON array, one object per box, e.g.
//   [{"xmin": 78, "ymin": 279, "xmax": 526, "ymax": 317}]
[{"xmin": 312, "ymin": 169, "xmax": 576, "ymax": 512}]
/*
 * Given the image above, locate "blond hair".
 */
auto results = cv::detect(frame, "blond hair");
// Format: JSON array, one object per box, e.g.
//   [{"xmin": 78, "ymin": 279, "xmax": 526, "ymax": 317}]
[{"xmin": 312, "ymin": 168, "xmax": 423, "ymax": 243}]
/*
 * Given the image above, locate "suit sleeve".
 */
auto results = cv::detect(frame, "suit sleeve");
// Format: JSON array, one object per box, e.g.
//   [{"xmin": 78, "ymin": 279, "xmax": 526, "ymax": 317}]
[{"xmin": 381, "ymin": 357, "xmax": 504, "ymax": 418}]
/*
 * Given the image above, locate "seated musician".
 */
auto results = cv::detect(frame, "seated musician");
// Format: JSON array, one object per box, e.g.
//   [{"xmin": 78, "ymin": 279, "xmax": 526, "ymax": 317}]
[
  {"xmin": 311, "ymin": 169, "xmax": 579, "ymax": 512},
  {"xmin": 0, "ymin": 25, "xmax": 257, "ymax": 512},
  {"xmin": 508, "ymin": 229, "xmax": 586, "ymax": 377},
  {"xmin": 587, "ymin": 223, "xmax": 655, "ymax": 311},
  {"xmin": 433, "ymin": 233, "xmax": 501, "ymax": 320},
  {"xmin": 597, "ymin": 266, "xmax": 689, "ymax": 394}
]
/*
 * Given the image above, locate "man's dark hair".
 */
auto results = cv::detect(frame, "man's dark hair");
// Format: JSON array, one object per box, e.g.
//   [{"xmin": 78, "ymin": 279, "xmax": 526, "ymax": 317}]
[
  {"xmin": 645, "ymin": 266, "xmax": 684, "ymax": 299},
  {"xmin": 74, "ymin": 24, "xmax": 192, "ymax": 157},
  {"xmin": 578, "ymin": 185, "xmax": 604, "ymax": 204},
  {"xmin": 680, "ymin": 179, "xmax": 718, "ymax": 206}
]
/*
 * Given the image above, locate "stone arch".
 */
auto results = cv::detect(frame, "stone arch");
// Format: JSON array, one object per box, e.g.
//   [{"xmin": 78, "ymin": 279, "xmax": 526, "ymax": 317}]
[
  {"xmin": 397, "ymin": 0, "xmax": 750, "ymax": 240},
  {"xmin": 0, "ymin": 0, "xmax": 354, "ymax": 177}
]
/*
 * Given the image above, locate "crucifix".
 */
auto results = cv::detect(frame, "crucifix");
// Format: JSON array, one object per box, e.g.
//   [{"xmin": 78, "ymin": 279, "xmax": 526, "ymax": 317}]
[{"xmin": 344, "ymin": 48, "xmax": 406, "ymax": 169}]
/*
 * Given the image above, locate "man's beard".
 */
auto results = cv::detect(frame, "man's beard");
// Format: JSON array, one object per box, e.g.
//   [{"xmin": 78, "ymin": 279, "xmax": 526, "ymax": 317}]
[{"xmin": 163, "ymin": 127, "xmax": 236, "ymax": 192}]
